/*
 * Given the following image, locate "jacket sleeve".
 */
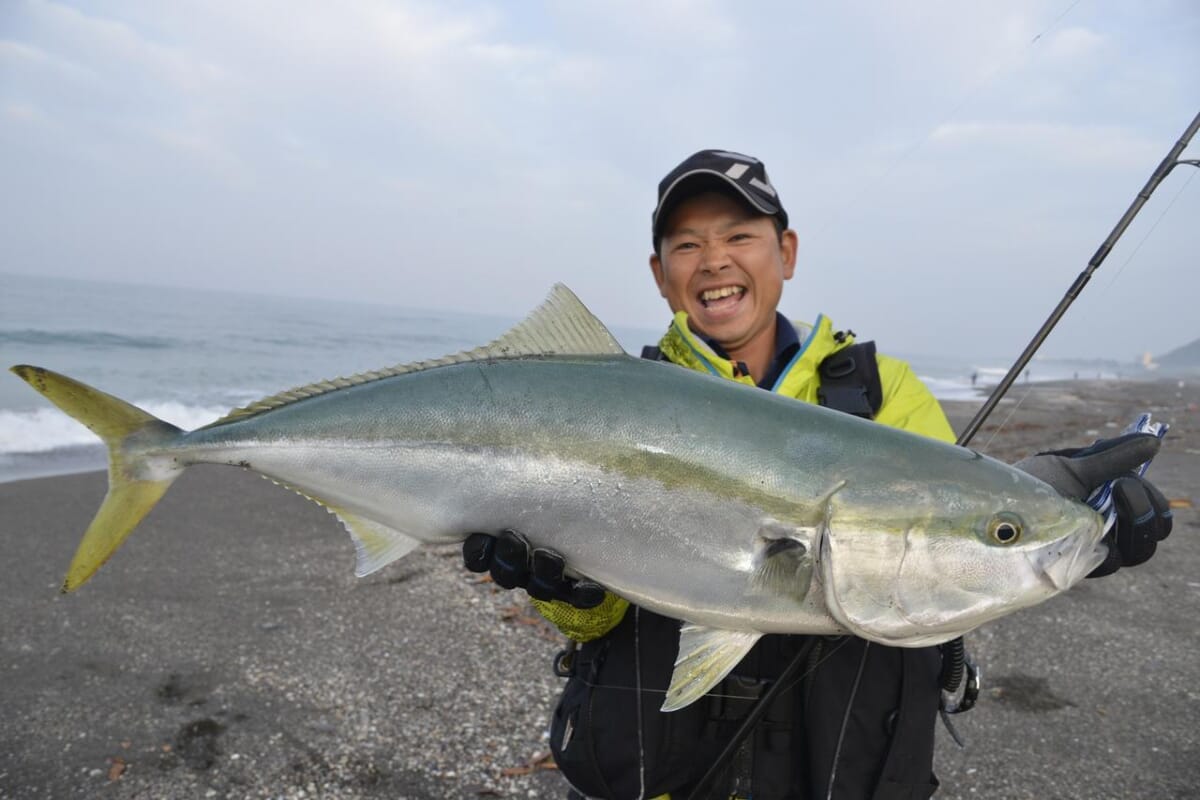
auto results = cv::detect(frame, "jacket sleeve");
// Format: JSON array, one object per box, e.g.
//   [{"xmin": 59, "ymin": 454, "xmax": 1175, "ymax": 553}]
[
  {"xmin": 530, "ymin": 592, "xmax": 630, "ymax": 642},
  {"xmin": 872, "ymin": 354, "xmax": 956, "ymax": 443}
]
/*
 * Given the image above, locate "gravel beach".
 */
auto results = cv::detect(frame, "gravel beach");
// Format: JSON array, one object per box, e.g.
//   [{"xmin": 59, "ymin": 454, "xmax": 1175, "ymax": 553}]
[{"xmin": 1, "ymin": 378, "xmax": 1197, "ymax": 799}]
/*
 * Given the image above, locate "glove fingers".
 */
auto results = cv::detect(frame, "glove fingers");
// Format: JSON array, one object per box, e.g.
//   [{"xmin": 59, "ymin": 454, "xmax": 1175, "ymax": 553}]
[
  {"xmin": 1144, "ymin": 479, "xmax": 1173, "ymax": 542},
  {"xmin": 528, "ymin": 548, "xmax": 568, "ymax": 601},
  {"xmin": 462, "ymin": 532, "xmax": 496, "ymax": 573},
  {"xmin": 530, "ymin": 548, "xmax": 607, "ymax": 608},
  {"xmin": 568, "ymin": 580, "xmax": 607, "ymax": 609},
  {"xmin": 491, "ymin": 529, "xmax": 532, "ymax": 589},
  {"xmin": 1065, "ymin": 434, "xmax": 1162, "ymax": 493},
  {"xmin": 1112, "ymin": 478, "xmax": 1162, "ymax": 567},
  {"xmin": 1087, "ymin": 533, "xmax": 1124, "ymax": 578}
]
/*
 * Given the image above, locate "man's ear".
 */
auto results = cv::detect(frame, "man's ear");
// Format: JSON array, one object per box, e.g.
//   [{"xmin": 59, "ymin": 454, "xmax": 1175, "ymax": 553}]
[
  {"xmin": 780, "ymin": 229, "xmax": 798, "ymax": 281},
  {"xmin": 649, "ymin": 252, "xmax": 668, "ymax": 297}
]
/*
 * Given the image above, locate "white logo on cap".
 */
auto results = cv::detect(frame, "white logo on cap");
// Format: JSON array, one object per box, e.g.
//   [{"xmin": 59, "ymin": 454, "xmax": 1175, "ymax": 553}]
[
  {"xmin": 725, "ymin": 163, "xmax": 750, "ymax": 180},
  {"xmin": 749, "ymin": 176, "xmax": 776, "ymax": 197}
]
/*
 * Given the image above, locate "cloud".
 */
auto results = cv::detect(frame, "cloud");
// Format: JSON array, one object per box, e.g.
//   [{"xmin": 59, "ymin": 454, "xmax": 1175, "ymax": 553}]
[{"xmin": 26, "ymin": 1, "xmax": 228, "ymax": 96}]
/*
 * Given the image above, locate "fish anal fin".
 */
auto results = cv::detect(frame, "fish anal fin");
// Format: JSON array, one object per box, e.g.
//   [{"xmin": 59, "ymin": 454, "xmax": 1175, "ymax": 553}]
[
  {"xmin": 329, "ymin": 507, "xmax": 421, "ymax": 577},
  {"xmin": 751, "ymin": 520, "xmax": 815, "ymax": 601},
  {"xmin": 663, "ymin": 625, "xmax": 762, "ymax": 712}
]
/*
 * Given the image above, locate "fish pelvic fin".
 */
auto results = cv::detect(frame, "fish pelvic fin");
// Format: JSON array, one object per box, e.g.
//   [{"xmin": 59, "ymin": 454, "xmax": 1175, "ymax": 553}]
[
  {"xmin": 10, "ymin": 365, "xmax": 184, "ymax": 593},
  {"xmin": 206, "ymin": 284, "xmax": 624, "ymax": 428},
  {"xmin": 663, "ymin": 625, "xmax": 762, "ymax": 712}
]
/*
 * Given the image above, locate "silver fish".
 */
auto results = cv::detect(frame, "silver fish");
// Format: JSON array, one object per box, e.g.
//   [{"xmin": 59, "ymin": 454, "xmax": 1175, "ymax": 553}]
[{"xmin": 10, "ymin": 285, "xmax": 1106, "ymax": 710}]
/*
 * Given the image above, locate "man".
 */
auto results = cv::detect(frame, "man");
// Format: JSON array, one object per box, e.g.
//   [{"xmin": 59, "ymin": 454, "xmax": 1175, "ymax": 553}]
[{"xmin": 465, "ymin": 150, "xmax": 1172, "ymax": 799}]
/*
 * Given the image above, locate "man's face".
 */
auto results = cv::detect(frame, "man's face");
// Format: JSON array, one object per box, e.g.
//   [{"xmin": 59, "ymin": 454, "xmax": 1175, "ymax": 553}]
[{"xmin": 650, "ymin": 190, "xmax": 797, "ymax": 355}]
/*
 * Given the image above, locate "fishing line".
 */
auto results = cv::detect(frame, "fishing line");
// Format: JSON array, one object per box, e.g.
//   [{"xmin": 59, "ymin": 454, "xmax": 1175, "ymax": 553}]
[
  {"xmin": 825, "ymin": 642, "xmax": 870, "ymax": 800},
  {"xmin": 1030, "ymin": 0, "xmax": 1086, "ymax": 43},
  {"xmin": 1100, "ymin": 167, "xmax": 1198, "ymax": 292},
  {"xmin": 970, "ymin": 162, "xmax": 1195, "ymax": 455},
  {"xmin": 979, "ymin": 384, "xmax": 1035, "ymax": 454},
  {"xmin": 634, "ymin": 606, "xmax": 647, "ymax": 800},
  {"xmin": 957, "ymin": 109, "xmax": 1200, "ymax": 446}
]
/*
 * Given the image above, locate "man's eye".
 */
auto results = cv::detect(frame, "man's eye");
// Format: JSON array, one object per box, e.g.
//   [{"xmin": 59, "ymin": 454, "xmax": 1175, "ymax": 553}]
[
  {"xmin": 674, "ymin": 242, "xmax": 699, "ymax": 251},
  {"xmin": 729, "ymin": 232, "xmax": 752, "ymax": 242}
]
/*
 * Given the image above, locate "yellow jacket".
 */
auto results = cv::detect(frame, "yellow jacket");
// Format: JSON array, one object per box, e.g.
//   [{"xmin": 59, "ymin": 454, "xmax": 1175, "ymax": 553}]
[{"xmin": 532, "ymin": 312, "xmax": 956, "ymax": 641}]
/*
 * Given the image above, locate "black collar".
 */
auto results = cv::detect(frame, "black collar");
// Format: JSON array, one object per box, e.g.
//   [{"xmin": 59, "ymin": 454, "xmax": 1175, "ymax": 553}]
[{"xmin": 700, "ymin": 313, "xmax": 800, "ymax": 389}]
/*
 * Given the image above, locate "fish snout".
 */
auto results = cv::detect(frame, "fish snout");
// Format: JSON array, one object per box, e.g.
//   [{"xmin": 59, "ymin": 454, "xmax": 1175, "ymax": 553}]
[{"xmin": 1028, "ymin": 523, "xmax": 1108, "ymax": 591}]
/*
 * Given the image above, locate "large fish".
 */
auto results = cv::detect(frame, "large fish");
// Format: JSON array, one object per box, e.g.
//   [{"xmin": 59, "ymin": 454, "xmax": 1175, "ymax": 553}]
[{"xmin": 11, "ymin": 284, "xmax": 1107, "ymax": 710}]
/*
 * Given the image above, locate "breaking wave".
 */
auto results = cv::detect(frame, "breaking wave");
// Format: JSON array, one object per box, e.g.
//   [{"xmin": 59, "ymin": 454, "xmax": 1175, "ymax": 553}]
[{"xmin": 0, "ymin": 400, "xmax": 228, "ymax": 454}]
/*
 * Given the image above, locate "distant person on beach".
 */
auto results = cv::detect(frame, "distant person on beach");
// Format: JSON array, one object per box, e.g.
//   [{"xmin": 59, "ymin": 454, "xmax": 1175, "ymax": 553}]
[
  {"xmin": 971, "ymin": 370, "xmax": 978, "ymax": 386},
  {"xmin": 464, "ymin": 150, "xmax": 1174, "ymax": 799}
]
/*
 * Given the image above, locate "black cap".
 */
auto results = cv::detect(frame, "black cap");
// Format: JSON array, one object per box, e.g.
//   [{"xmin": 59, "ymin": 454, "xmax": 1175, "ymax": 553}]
[{"xmin": 652, "ymin": 149, "xmax": 788, "ymax": 246}]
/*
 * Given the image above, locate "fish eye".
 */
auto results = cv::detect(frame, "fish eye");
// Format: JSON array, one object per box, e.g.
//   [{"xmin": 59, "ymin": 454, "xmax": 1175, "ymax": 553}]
[{"xmin": 988, "ymin": 513, "xmax": 1023, "ymax": 545}]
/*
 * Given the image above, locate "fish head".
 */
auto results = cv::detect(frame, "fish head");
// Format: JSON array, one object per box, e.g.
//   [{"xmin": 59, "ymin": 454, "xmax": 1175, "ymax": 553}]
[{"xmin": 820, "ymin": 450, "xmax": 1107, "ymax": 647}]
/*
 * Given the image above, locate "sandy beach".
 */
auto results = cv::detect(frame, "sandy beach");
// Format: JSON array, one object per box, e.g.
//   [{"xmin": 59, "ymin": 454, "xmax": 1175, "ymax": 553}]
[{"xmin": 1, "ymin": 378, "xmax": 1197, "ymax": 799}]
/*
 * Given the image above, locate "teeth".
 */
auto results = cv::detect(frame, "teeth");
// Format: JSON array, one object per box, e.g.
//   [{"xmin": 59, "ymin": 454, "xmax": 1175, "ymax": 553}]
[{"xmin": 700, "ymin": 286, "xmax": 744, "ymax": 302}]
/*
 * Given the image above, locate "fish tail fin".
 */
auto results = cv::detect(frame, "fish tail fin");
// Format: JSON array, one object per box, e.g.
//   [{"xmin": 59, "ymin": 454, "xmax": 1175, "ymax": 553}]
[{"xmin": 10, "ymin": 365, "xmax": 185, "ymax": 593}]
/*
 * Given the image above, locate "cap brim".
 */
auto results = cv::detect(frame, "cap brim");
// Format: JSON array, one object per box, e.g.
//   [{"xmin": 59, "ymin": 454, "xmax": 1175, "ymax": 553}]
[{"xmin": 652, "ymin": 169, "xmax": 781, "ymax": 239}]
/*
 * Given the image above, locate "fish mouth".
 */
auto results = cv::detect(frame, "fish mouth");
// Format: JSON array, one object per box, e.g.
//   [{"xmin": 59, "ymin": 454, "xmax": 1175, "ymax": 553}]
[{"xmin": 1028, "ymin": 522, "xmax": 1109, "ymax": 591}]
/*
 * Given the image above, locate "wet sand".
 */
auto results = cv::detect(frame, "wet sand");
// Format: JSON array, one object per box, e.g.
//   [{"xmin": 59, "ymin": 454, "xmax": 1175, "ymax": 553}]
[{"xmin": 1, "ymin": 378, "xmax": 1197, "ymax": 799}]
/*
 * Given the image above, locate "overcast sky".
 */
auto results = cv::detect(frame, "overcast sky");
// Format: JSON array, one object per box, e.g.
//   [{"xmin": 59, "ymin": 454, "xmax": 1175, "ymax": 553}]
[{"xmin": 2, "ymin": 0, "xmax": 1197, "ymax": 361}]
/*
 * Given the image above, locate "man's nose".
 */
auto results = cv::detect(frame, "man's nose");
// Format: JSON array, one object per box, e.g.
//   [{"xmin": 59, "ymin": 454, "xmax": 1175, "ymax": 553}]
[{"xmin": 700, "ymin": 241, "xmax": 730, "ymax": 272}]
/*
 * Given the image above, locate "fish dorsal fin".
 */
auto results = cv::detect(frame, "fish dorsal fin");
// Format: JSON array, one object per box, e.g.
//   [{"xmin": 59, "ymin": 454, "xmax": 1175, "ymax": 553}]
[
  {"xmin": 487, "ymin": 282, "xmax": 626, "ymax": 358},
  {"xmin": 663, "ymin": 625, "xmax": 762, "ymax": 712},
  {"xmin": 206, "ymin": 284, "xmax": 624, "ymax": 427}
]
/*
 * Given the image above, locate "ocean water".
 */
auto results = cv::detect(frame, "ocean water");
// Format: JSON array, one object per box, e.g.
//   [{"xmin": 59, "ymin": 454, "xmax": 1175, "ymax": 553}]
[{"xmin": 0, "ymin": 273, "xmax": 1126, "ymax": 483}]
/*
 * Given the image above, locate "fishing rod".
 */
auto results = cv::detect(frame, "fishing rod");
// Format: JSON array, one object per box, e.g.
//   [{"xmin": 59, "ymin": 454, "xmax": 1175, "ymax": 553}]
[
  {"xmin": 688, "ymin": 110, "xmax": 1199, "ymax": 800},
  {"xmin": 958, "ymin": 110, "xmax": 1200, "ymax": 447},
  {"xmin": 937, "ymin": 109, "xmax": 1200, "ymax": 721}
]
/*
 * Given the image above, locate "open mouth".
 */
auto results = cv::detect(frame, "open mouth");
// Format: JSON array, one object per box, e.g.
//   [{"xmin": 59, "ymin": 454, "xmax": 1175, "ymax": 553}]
[{"xmin": 698, "ymin": 285, "xmax": 746, "ymax": 314}]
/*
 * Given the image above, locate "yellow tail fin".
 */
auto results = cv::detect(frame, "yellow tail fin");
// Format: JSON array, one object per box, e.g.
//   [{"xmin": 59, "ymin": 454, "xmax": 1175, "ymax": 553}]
[{"xmin": 10, "ymin": 365, "xmax": 184, "ymax": 592}]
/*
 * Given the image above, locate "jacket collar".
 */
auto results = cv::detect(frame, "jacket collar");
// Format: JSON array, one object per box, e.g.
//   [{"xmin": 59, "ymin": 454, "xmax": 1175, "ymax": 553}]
[{"xmin": 655, "ymin": 312, "xmax": 853, "ymax": 399}]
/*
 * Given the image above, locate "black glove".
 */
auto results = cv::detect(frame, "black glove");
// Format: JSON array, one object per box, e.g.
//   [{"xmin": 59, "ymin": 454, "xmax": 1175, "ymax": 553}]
[
  {"xmin": 1014, "ymin": 433, "xmax": 1173, "ymax": 577},
  {"xmin": 463, "ymin": 529, "xmax": 606, "ymax": 608}
]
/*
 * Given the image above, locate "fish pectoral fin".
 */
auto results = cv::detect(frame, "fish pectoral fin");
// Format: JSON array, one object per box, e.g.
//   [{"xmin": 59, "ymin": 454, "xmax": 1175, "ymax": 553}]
[
  {"xmin": 329, "ymin": 507, "xmax": 422, "ymax": 577},
  {"xmin": 663, "ymin": 625, "xmax": 762, "ymax": 712},
  {"xmin": 751, "ymin": 521, "xmax": 815, "ymax": 601}
]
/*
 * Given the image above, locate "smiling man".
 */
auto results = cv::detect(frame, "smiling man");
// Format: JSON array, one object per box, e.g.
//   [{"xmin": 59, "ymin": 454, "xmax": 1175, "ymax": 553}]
[
  {"xmin": 643, "ymin": 150, "xmax": 953, "ymax": 435},
  {"xmin": 651, "ymin": 195, "xmax": 794, "ymax": 383},
  {"xmin": 649, "ymin": 155, "xmax": 798, "ymax": 384}
]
